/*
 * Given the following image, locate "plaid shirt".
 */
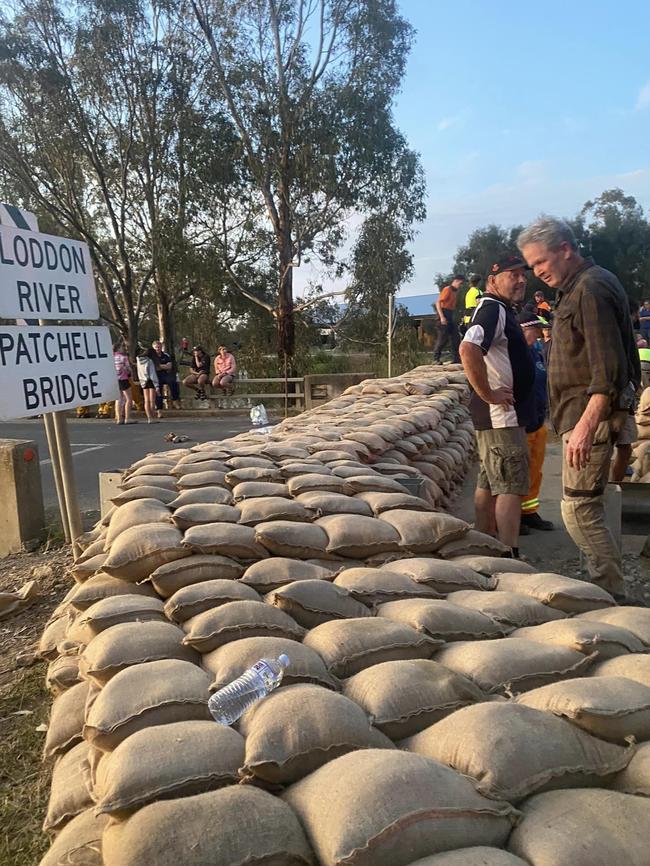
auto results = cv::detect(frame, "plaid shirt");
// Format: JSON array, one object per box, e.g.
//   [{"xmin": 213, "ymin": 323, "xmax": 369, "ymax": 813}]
[{"xmin": 548, "ymin": 258, "xmax": 641, "ymax": 434}]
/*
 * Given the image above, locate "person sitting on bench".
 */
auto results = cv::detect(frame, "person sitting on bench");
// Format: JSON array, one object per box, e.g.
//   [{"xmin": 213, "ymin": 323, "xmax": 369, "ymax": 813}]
[
  {"xmin": 212, "ymin": 345, "xmax": 237, "ymax": 396},
  {"xmin": 183, "ymin": 346, "xmax": 210, "ymax": 400}
]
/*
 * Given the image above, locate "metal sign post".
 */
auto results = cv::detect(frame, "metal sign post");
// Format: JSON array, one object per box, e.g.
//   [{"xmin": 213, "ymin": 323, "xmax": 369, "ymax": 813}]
[{"xmin": 0, "ymin": 203, "xmax": 116, "ymax": 553}]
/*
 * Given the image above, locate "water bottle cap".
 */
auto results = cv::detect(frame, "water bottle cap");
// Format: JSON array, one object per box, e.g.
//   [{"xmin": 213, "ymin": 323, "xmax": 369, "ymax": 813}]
[{"xmin": 278, "ymin": 654, "xmax": 289, "ymax": 668}]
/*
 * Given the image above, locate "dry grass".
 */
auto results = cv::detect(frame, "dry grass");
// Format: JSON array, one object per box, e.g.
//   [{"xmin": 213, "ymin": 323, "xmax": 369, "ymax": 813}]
[
  {"xmin": 0, "ymin": 546, "xmax": 72, "ymax": 866},
  {"xmin": 0, "ymin": 664, "xmax": 51, "ymax": 866}
]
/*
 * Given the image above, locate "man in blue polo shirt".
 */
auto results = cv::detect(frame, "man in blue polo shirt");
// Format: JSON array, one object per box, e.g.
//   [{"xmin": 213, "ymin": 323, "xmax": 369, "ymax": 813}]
[{"xmin": 459, "ymin": 254, "xmax": 535, "ymax": 557}]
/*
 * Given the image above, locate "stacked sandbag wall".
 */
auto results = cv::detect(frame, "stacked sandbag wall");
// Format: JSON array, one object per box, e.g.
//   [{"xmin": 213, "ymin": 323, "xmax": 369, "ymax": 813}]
[
  {"xmin": 36, "ymin": 364, "xmax": 650, "ymax": 866},
  {"xmin": 629, "ymin": 387, "xmax": 650, "ymax": 482}
]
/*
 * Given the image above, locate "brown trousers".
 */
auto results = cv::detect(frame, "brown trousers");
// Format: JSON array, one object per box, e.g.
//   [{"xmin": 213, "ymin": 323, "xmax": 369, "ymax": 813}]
[{"xmin": 561, "ymin": 412, "xmax": 627, "ymax": 596}]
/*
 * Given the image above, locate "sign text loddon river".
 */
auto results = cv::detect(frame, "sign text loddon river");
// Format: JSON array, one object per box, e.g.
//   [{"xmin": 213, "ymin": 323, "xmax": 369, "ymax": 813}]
[{"xmin": 0, "ymin": 223, "xmax": 99, "ymax": 319}]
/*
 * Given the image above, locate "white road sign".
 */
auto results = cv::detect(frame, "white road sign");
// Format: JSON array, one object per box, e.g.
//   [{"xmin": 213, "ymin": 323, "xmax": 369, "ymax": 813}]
[
  {"xmin": 0, "ymin": 325, "xmax": 118, "ymax": 420},
  {"xmin": 0, "ymin": 223, "xmax": 98, "ymax": 320}
]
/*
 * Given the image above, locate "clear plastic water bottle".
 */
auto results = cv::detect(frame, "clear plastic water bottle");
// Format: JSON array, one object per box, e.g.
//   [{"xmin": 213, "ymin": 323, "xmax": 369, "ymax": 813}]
[{"xmin": 208, "ymin": 654, "xmax": 289, "ymax": 725}]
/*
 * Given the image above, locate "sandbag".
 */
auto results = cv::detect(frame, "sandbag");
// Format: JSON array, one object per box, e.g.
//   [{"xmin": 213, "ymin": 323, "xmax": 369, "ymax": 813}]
[
  {"xmin": 110, "ymin": 486, "xmax": 177, "ymax": 506},
  {"xmin": 43, "ymin": 681, "xmax": 90, "ymax": 759},
  {"xmin": 102, "ymin": 524, "xmax": 187, "ymax": 581},
  {"xmin": 405, "ymin": 851, "xmax": 529, "ymax": 866},
  {"xmin": 303, "ymin": 618, "xmax": 441, "ymax": 678},
  {"xmin": 175, "ymin": 470, "xmax": 227, "ymax": 489},
  {"xmin": 120, "ymin": 474, "xmax": 176, "ymax": 491},
  {"xmin": 182, "ymin": 523, "xmax": 269, "ymax": 560},
  {"xmin": 172, "ymin": 459, "xmax": 229, "ymax": 476},
  {"xmin": 578, "ymin": 607, "xmax": 650, "ymax": 645},
  {"xmin": 43, "ymin": 741, "xmax": 92, "ymax": 833},
  {"xmin": 378, "ymin": 510, "xmax": 469, "ymax": 552},
  {"xmin": 203, "ymin": 635, "xmax": 339, "ymax": 692},
  {"xmin": 354, "ymin": 490, "xmax": 434, "ymax": 515},
  {"xmin": 333, "ymin": 568, "xmax": 442, "ymax": 605},
  {"xmin": 296, "ymin": 491, "xmax": 374, "ymax": 517},
  {"xmin": 343, "ymin": 659, "xmax": 487, "ymax": 740},
  {"xmin": 67, "ymin": 595, "xmax": 167, "ymax": 645},
  {"xmin": 171, "ymin": 503, "xmax": 241, "ymax": 530},
  {"xmin": 434, "ymin": 638, "xmax": 594, "ymax": 695},
  {"xmin": 94, "ymin": 721, "xmax": 244, "ymax": 818},
  {"xmin": 237, "ymin": 496, "xmax": 311, "ymax": 525},
  {"xmin": 316, "ymin": 514, "xmax": 402, "ymax": 558},
  {"xmin": 449, "ymin": 555, "xmax": 535, "ymax": 575},
  {"xmin": 79, "ymin": 621, "xmax": 199, "ymax": 686},
  {"xmin": 69, "ymin": 554, "xmax": 108, "ymax": 583},
  {"xmin": 67, "ymin": 573, "xmax": 159, "ymax": 611},
  {"xmin": 164, "ymin": 580, "xmax": 261, "ymax": 623},
  {"xmin": 590, "ymin": 653, "xmax": 650, "ymax": 687},
  {"xmin": 287, "ymin": 474, "xmax": 351, "ymax": 496},
  {"xmin": 38, "ymin": 809, "xmax": 107, "ymax": 866},
  {"xmin": 83, "ymin": 659, "xmax": 211, "ymax": 751},
  {"xmin": 517, "ymin": 676, "xmax": 650, "ymax": 743},
  {"xmin": 102, "ymin": 787, "xmax": 315, "ymax": 866},
  {"xmin": 168, "ymin": 487, "xmax": 233, "ymax": 508},
  {"xmin": 239, "ymin": 557, "xmax": 334, "ymax": 593},
  {"xmin": 240, "ymin": 683, "xmax": 393, "ymax": 785},
  {"xmin": 232, "ymin": 481, "xmax": 289, "ymax": 500},
  {"xmin": 404, "ymin": 702, "xmax": 631, "ymax": 802},
  {"xmin": 148, "ymin": 554, "xmax": 245, "ymax": 597},
  {"xmin": 255, "ymin": 521, "xmax": 330, "ymax": 558},
  {"xmin": 225, "ymin": 466, "xmax": 283, "ymax": 485},
  {"xmin": 182, "ymin": 600, "xmax": 305, "ymax": 653},
  {"xmin": 437, "ymin": 530, "xmax": 510, "ymax": 559},
  {"xmin": 512, "ymin": 619, "xmax": 646, "ymax": 660},
  {"xmin": 39, "ymin": 611, "xmax": 74, "ymax": 661},
  {"xmin": 266, "ymin": 580, "xmax": 372, "ymax": 629},
  {"xmin": 105, "ymin": 498, "xmax": 171, "ymax": 547},
  {"xmin": 377, "ymin": 599, "xmax": 510, "ymax": 642},
  {"xmin": 343, "ymin": 475, "xmax": 417, "ymax": 494},
  {"xmin": 611, "ymin": 741, "xmax": 650, "ymax": 795},
  {"xmin": 494, "ymin": 572, "xmax": 616, "ymax": 613},
  {"xmin": 447, "ymin": 589, "xmax": 566, "ymax": 628},
  {"xmin": 507, "ymin": 788, "xmax": 650, "ymax": 865},
  {"xmin": 46, "ymin": 654, "xmax": 81, "ymax": 696},
  {"xmin": 386, "ymin": 557, "xmax": 494, "ymax": 592},
  {"xmin": 283, "ymin": 750, "xmax": 518, "ymax": 866}
]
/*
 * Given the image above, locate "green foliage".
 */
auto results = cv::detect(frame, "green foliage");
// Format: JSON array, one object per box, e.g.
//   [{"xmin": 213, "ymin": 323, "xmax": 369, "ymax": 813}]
[
  {"xmin": 190, "ymin": 0, "xmax": 426, "ymax": 357},
  {"xmin": 339, "ymin": 212, "xmax": 414, "ymax": 345},
  {"xmin": 453, "ymin": 224, "xmax": 523, "ymax": 277},
  {"xmin": 578, "ymin": 188, "xmax": 650, "ymax": 301}
]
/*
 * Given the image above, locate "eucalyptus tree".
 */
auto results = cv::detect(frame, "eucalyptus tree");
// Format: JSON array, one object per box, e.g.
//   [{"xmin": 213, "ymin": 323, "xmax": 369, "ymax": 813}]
[{"xmin": 189, "ymin": 0, "xmax": 425, "ymax": 363}]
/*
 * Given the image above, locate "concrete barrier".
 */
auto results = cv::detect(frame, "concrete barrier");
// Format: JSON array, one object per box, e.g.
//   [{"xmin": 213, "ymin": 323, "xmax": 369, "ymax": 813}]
[
  {"xmin": 303, "ymin": 373, "xmax": 375, "ymax": 409},
  {"xmin": 99, "ymin": 471, "xmax": 123, "ymax": 518},
  {"xmin": 0, "ymin": 439, "xmax": 45, "ymax": 556}
]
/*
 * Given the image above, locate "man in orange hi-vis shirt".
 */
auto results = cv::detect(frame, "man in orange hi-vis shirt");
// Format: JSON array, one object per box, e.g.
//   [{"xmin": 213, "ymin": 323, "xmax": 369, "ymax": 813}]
[{"xmin": 433, "ymin": 274, "xmax": 465, "ymax": 363}]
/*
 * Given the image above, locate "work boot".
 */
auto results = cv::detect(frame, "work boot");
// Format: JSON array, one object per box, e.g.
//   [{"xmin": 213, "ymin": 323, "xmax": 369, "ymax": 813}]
[
  {"xmin": 519, "ymin": 522, "xmax": 531, "ymax": 536},
  {"xmin": 521, "ymin": 512, "xmax": 554, "ymax": 531}
]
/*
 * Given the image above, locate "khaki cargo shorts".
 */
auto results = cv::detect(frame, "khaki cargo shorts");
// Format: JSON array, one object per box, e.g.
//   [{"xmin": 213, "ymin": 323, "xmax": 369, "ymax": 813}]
[{"xmin": 476, "ymin": 426, "xmax": 529, "ymax": 496}]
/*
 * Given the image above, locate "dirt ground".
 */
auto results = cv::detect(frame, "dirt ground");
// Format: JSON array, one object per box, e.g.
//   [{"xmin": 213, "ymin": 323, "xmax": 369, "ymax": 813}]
[
  {"xmin": 0, "ymin": 547, "xmax": 71, "ymax": 866},
  {"xmin": 0, "ymin": 439, "xmax": 648, "ymax": 865}
]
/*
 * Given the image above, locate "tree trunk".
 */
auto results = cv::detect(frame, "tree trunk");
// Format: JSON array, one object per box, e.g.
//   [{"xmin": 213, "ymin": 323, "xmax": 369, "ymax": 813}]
[
  {"xmin": 157, "ymin": 289, "xmax": 175, "ymax": 357},
  {"xmin": 277, "ymin": 264, "xmax": 294, "ymax": 364}
]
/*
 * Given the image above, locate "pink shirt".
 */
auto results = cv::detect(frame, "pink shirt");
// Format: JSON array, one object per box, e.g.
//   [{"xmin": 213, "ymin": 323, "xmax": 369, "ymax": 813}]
[{"xmin": 215, "ymin": 352, "xmax": 236, "ymax": 376}]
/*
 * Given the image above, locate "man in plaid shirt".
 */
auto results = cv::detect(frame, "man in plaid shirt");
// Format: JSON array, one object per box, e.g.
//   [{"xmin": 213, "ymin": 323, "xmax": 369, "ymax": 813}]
[{"xmin": 518, "ymin": 216, "xmax": 640, "ymax": 600}]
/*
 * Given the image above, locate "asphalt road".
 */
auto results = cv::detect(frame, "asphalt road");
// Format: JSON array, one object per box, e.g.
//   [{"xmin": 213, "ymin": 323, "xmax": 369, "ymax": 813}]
[{"xmin": 0, "ymin": 415, "xmax": 255, "ymax": 520}]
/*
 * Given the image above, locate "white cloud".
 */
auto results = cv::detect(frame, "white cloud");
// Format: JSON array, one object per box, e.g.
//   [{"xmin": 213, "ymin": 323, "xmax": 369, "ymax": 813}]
[
  {"xmin": 516, "ymin": 160, "xmax": 548, "ymax": 185},
  {"xmin": 437, "ymin": 115, "xmax": 461, "ymax": 132},
  {"xmin": 636, "ymin": 81, "xmax": 650, "ymax": 111}
]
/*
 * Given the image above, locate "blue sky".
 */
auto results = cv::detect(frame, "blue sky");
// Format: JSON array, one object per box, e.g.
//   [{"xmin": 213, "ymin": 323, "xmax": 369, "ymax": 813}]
[{"xmin": 296, "ymin": 0, "xmax": 650, "ymax": 298}]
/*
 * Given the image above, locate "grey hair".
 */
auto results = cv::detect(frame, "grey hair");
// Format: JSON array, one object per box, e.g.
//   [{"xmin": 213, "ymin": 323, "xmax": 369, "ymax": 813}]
[{"xmin": 517, "ymin": 215, "xmax": 578, "ymax": 252}]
